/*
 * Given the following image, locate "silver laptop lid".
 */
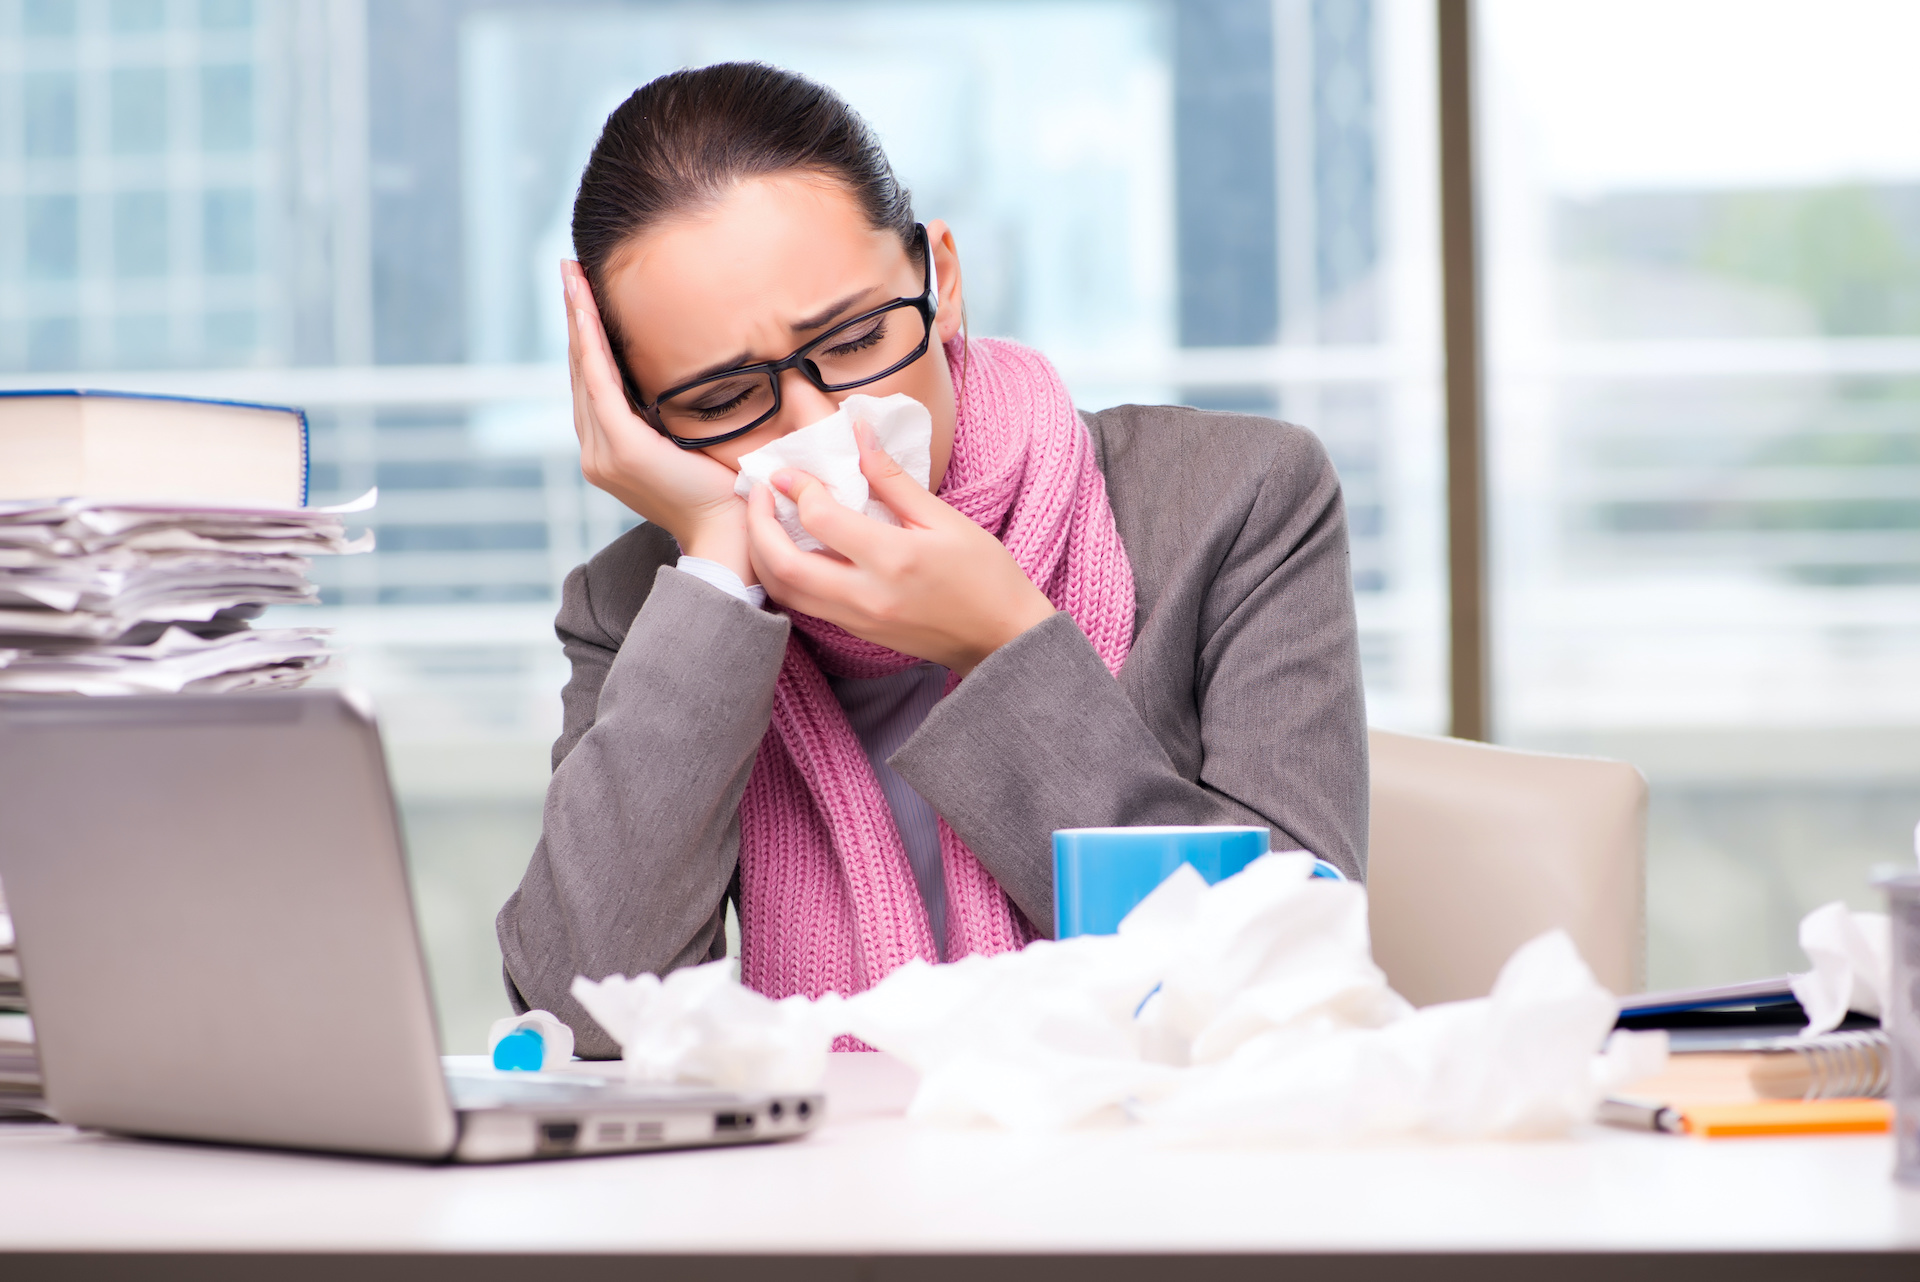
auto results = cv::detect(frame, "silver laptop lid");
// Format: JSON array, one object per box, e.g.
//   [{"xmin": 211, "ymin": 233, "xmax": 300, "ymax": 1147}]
[{"xmin": 0, "ymin": 689, "xmax": 457, "ymax": 1160}]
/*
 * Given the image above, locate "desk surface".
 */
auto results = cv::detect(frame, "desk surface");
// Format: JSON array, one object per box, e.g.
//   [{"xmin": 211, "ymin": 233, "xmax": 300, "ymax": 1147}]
[{"xmin": 1, "ymin": 1055, "xmax": 1917, "ymax": 1276}]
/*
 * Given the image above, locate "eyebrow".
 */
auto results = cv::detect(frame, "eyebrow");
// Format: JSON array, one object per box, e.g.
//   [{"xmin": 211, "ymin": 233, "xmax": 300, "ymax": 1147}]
[{"xmin": 672, "ymin": 286, "xmax": 885, "ymax": 387}]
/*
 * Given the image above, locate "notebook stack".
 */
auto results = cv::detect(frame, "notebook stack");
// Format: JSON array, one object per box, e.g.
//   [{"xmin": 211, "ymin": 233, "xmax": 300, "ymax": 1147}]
[
  {"xmin": 0, "ymin": 390, "xmax": 371, "ymax": 696},
  {"xmin": 1608, "ymin": 977, "xmax": 1891, "ymax": 1136}
]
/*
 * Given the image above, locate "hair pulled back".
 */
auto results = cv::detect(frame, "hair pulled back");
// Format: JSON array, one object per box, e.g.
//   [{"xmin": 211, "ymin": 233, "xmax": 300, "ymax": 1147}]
[{"xmin": 572, "ymin": 62, "xmax": 920, "ymax": 393}]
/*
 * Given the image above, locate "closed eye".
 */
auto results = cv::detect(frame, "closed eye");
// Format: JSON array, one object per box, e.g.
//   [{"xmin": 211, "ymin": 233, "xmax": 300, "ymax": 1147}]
[
  {"xmin": 821, "ymin": 315, "xmax": 887, "ymax": 358},
  {"xmin": 682, "ymin": 377, "xmax": 763, "ymax": 420}
]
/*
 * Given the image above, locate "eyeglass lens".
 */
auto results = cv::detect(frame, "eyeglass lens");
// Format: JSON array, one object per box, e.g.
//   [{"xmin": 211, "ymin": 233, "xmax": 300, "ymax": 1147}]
[{"xmin": 656, "ymin": 303, "xmax": 928, "ymax": 442}]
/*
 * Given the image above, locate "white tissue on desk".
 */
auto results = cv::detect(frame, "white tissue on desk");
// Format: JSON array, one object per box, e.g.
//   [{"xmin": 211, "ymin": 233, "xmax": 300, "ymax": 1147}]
[
  {"xmin": 730, "ymin": 393, "xmax": 933, "ymax": 553},
  {"xmin": 1790, "ymin": 901, "xmax": 1889, "ymax": 1034},
  {"xmin": 572, "ymin": 853, "xmax": 1628, "ymax": 1142},
  {"xmin": 843, "ymin": 858, "xmax": 1618, "ymax": 1140},
  {"xmin": 569, "ymin": 960, "xmax": 831, "ymax": 1092}
]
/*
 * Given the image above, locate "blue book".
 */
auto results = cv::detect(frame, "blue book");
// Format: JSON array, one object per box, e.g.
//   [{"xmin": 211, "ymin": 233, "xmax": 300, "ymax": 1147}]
[
  {"xmin": 0, "ymin": 390, "xmax": 310, "ymax": 509},
  {"xmin": 1617, "ymin": 976, "xmax": 1798, "ymax": 1020}
]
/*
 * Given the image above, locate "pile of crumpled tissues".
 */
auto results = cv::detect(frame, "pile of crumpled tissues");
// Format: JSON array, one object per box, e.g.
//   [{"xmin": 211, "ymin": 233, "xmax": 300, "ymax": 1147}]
[{"xmin": 573, "ymin": 854, "xmax": 1667, "ymax": 1142}]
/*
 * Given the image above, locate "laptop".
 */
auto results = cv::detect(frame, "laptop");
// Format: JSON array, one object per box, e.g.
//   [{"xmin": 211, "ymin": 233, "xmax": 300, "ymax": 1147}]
[{"xmin": 0, "ymin": 689, "xmax": 822, "ymax": 1162}]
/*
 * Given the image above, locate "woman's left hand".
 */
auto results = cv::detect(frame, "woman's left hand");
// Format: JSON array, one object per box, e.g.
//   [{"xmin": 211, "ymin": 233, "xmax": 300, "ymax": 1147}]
[{"xmin": 745, "ymin": 425, "xmax": 1057, "ymax": 675}]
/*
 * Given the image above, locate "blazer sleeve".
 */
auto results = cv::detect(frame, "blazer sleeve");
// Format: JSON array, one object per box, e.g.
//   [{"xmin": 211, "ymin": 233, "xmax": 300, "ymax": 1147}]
[
  {"xmin": 495, "ymin": 554, "xmax": 790, "ymax": 1057},
  {"xmin": 888, "ymin": 426, "xmax": 1368, "ymax": 933}
]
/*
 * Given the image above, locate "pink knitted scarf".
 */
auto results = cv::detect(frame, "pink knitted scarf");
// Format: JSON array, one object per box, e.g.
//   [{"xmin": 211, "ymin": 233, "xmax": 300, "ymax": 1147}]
[{"xmin": 735, "ymin": 337, "xmax": 1136, "ymax": 1002}]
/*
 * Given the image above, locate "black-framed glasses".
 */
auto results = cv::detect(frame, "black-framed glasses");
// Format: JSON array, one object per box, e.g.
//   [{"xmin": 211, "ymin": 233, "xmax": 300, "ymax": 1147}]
[{"xmin": 635, "ymin": 224, "xmax": 937, "ymax": 449}]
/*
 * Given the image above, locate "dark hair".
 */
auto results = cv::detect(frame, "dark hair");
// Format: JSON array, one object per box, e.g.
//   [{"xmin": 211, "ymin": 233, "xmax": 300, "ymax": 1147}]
[{"xmin": 572, "ymin": 62, "xmax": 921, "ymax": 399}]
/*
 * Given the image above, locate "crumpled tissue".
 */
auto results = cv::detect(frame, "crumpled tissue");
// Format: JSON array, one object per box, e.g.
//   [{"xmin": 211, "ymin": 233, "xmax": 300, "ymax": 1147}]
[
  {"xmin": 572, "ymin": 853, "xmax": 1639, "ymax": 1142},
  {"xmin": 1790, "ymin": 901, "xmax": 1889, "ymax": 1035},
  {"xmin": 731, "ymin": 393, "xmax": 933, "ymax": 553},
  {"xmin": 569, "ymin": 958, "xmax": 830, "ymax": 1092}
]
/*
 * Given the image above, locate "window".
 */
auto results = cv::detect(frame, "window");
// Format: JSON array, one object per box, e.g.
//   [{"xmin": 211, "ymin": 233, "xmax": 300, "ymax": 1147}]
[
  {"xmin": 23, "ymin": 72, "xmax": 77, "ymax": 158},
  {"xmin": 114, "ymin": 191, "xmax": 168, "ymax": 278},
  {"xmin": 199, "ymin": 66, "xmax": 252, "ymax": 152},
  {"xmin": 1479, "ymin": 0, "xmax": 1920, "ymax": 987},
  {"xmin": 0, "ymin": 3, "xmax": 272, "ymax": 370},
  {"xmin": 1, "ymin": 0, "xmax": 1444, "ymax": 1049},
  {"xmin": 202, "ymin": 188, "xmax": 253, "ymax": 273},
  {"xmin": 110, "ymin": 68, "xmax": 168, "ymax": 155},
  {"xmin": 24, "ymin": 195, "xmax": 79, "ymax": 280}
]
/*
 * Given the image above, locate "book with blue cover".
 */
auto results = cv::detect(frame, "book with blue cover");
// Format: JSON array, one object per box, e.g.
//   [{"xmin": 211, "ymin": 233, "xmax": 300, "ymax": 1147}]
[{"xmin": 0, "ymin": 389, "xmax": 309, "ymax": 509}]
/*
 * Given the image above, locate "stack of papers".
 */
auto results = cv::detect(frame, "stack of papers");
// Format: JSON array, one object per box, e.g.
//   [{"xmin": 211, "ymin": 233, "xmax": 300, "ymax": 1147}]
[
  {"xmin": 0, "ymin": 625, "xmax": 336, "ymax": 695},
  {"xmin": 0, "ymin": 490, "xmax": 373, "ymax": 695},
  {"xmin": 0, "ymin": 898, "xmax": 36, "ymax": 1118},
  {"xmin": 0, "ymin": 905, "xmax": 19, "ymax": 1016},
  {"xmin": 0, "ymin": 1012, "xmax": 35, "ymax": 1120}
]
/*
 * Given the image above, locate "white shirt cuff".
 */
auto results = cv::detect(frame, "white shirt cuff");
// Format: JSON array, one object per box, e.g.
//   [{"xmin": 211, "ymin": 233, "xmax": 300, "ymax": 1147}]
[{"xmin": 675, "ymin": 556, "xmax": 767, "ymax": 609}]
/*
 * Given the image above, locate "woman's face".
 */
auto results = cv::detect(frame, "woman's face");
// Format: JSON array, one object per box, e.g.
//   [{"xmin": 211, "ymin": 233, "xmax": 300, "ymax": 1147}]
[{"xmin": 601, "ymin": 174, "xmax": 964, "ymax": 488}]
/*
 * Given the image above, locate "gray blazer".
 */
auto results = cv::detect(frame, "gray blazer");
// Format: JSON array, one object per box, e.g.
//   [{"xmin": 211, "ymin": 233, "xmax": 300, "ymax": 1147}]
[{"xmin": 497, "ymin": 404, "xmax": 1369, "ymax": 1055}]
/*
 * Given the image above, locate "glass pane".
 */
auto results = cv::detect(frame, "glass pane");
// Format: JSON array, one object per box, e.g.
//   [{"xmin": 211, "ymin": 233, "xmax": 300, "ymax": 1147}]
[
  {"xmin": 23, "ymin": 71, "xmax": 78, "ymax": 158},
  {"xmin": 0, "ymin": 0, "xmax": 1442, "ymax": 1050},
  {"xmin": 200, "ymin": 65, "xmax": 254, "ymax": 152},
  {"xmin": 1480, "ymin": 0, "xmax": 1920, "ymax": 988},
  {"xmin": 113, "ymin": 190, "xmax": 168, "ymax": 278},
  {"xmin": 110, "ymin": 67, "xmax": 168, "ymax": 155}
]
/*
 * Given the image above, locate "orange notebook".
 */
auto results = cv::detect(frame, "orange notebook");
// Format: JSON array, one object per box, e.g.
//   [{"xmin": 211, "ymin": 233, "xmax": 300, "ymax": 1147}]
[{"xmin": 1680, "ymin": 1099, "xmax": 1892, "ymax": 1138}]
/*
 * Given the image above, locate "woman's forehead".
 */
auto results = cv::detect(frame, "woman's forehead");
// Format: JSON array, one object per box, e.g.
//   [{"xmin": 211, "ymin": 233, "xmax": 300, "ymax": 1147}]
[{"xmin": 609, "ymin": 175, "xmax": 902, "ymax": 366}]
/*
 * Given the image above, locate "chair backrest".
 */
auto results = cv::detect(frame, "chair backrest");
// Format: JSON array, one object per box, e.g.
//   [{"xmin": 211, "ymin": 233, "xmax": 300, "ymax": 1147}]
[{"xmin": 1365, "ymin": 728, "xmax": 1647, "ymax": 1006}]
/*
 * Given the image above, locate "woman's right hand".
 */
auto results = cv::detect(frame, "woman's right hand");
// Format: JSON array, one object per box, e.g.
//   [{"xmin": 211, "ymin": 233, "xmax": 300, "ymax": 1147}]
[{"xmin": 563, "ymin": 261, "xmax": 754, "ymax": 581}]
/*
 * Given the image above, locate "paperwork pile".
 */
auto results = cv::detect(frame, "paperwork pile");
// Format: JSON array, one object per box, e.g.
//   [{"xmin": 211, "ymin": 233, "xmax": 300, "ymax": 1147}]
[
  {"xmin": 0, "ymin": 1013, "xmax": 35, "ymax": 1120},
  {"xmin": 0, "ymin": 889, "xmax": 38, "ymax": 1119},
  {"xmin": 0, "ymin": 491, "xmax": 373, "ymax": 695},
  {"xmin": 0, "ymin": 892, "xmax": 20, "ymax": 1016},
  {"xmin": 573, "ymin": 854, "xmax": 1650, "ymax": 1142}
]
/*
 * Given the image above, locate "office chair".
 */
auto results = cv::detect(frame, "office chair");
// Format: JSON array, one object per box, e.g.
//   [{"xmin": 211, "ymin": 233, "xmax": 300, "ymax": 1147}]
[{"xmin": 1365, "ymin": 728, "xmax": 1647, "ymax": 1006}]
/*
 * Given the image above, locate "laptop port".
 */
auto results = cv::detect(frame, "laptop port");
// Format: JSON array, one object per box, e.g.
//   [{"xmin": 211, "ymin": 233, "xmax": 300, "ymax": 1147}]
[
  {"xmin": 713, "ymin": 1112, "xmax": 754, "ymax": 1133},
  {"xmin": 797, "ymin": 1099, "xmax": 811, "ymax": 1120},
  {"xmin": 768, "ymin": 1100, "xmax": 784, "ymax": 1121},
  {"xmin": 538, "ymin": 1120, "xmax": 580, "ymax": 1154}
]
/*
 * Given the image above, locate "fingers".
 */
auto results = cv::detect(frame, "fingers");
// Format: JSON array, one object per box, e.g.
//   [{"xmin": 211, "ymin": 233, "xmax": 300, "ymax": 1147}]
[
  {"xmin": 853, "ymin": 419, "xmax": 946, "ymax": 528},
  {"xmin": 570, "ymin": 278, "xmax": 633, "ymax": 418},
  {"xmin": 561, "ymin": 262, "xmax": 642, "ymax": 441},
  {"xmin": 564, "ymin": 266, "xmax": 590, "ymax": 448},
  {"xmin": 564, "ymin": 265, "xmax": 584, "ymax": 388},
  {"xmin": 745, "ymin": 481, "xmax": 860, "ymax": 609},
  {"xmin": 779, "ymin": 468, "xmax": 896, "ymax": 566}
]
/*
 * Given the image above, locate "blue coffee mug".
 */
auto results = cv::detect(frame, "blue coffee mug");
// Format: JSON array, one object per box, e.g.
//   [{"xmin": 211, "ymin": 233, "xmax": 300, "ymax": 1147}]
[{"xmin": 1052, "ymin": 825, "xmax": 1271, "ymax": 938}]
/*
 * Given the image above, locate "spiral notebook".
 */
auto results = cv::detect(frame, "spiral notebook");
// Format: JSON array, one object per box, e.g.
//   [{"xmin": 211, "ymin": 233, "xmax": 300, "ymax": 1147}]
[{"xmin": 1626, "ymin": 1029, "xmax": 1890, "ymax": 1108}]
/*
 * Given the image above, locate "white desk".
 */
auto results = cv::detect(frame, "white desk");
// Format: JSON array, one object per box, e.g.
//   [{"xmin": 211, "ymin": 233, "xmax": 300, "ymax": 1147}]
[{"xmin": 1, "ymin": 1055, "xmax": 1917, "ymax": 1280}]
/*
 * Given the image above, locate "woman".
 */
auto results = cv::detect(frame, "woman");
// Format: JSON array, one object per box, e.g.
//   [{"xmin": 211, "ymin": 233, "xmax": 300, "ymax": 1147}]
[{"xmin": 498, "ymin": 62, "xmax": 1367, "ymax": 1055}]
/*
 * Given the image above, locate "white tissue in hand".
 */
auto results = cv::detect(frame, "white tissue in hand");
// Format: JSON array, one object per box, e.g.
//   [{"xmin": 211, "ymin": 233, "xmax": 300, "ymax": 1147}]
[
  {"xmin": 730, "ymin": 393, "xmax": 933, "ymax": 552},
  {"xmin": 570, "ymin": 961, "xmax": 833, "ymax": 1092},
  {"xmin": 1789, "ymin": 901, "xmax": 1890, "ymax": 1034}
]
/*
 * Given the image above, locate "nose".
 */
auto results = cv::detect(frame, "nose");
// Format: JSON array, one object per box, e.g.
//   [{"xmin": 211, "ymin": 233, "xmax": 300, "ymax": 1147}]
[{"xmin": 774, "ymin": 365, "xmax": 840, "ymax": 430}]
